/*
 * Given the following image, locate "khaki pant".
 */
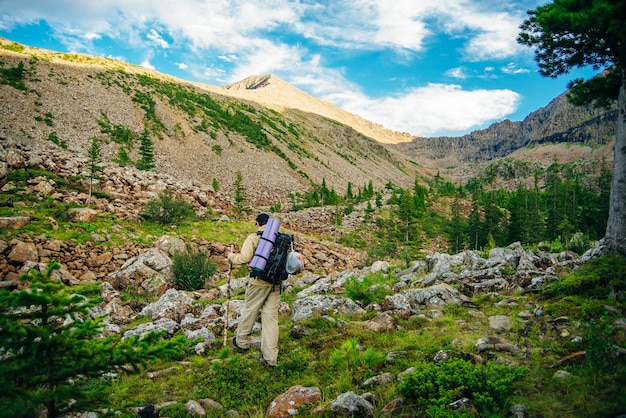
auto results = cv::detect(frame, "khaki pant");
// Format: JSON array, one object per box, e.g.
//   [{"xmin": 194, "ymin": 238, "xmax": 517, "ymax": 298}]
[{"xmin": 235, "ymin": 278, "xmax": 281, "ymax": 366}]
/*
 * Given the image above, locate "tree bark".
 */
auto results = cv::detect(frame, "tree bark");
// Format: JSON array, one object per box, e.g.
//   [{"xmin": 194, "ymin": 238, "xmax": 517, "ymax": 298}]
[{"xmin": 604, "ymin": 68, "xmax": 626, "ymax": 256}]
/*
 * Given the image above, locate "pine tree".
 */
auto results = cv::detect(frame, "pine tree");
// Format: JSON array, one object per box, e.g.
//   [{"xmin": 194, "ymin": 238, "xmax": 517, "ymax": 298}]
[
  {"xmin": 519, "ymin": 0, "xmax": 626, "ymax": 255},
  {"xmin": 528, "ymin": 171, "xmax": 547, "ymax": 244},
  {"xmin": 507, "ymin": 184, "xmax": 524, "ymax": 244},
  {"xmin": 413, "ymin": 181, "xmax": 427, "ymax": 216},
  {"xmin": 320, "ymin": 178, "xmax": 328, "ymax": 206},
  {"xmin": 115, "ymin": 144, "xmax": 130, "ymax": 167},
  {"xmin": 365, "ymin": 180, "xmax": 374, "ymax": 199},
  {"xmin": 483, "ymin": 191, "xmax": 506, "ymax": 247},
  {"xmin": 0, "ymin": 262, "xmax": 185, "ymax": 418},
  {"xmin": 397, "ymin": 189, "xmax": 415, "ymax": 243},
  {"xmin": 233, "ymin": 170, "xmax": 247, "ymax": 213},
  {"xmin": 449, "ymin": 195, "xmax": 466, "ymax": 254},
  {"xmin": 345, "ymin": 182, "xmax": 354, "ymax": 201},
  {"xmin": 137, "ymin": 130, "xmax": 155, "ymax": 171},
  {"xmin": 544, "ymin": 162, "xmax": 565, "ymax": 240},
  {"xmin": 468, "ymin": 196, "xmax": 484, "ymax": 250},
  {"xmin": 86, "ymin": 137, "xmax": 103, "ymax": 206}
]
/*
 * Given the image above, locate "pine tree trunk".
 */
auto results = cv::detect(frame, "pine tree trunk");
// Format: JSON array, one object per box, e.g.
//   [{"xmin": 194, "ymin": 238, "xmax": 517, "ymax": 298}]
[{"xmin": 604, "ymin": 69, "xmax": 626, "ymax": 256}]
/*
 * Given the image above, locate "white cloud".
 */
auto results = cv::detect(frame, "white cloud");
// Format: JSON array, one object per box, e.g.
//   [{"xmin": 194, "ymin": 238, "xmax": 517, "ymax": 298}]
[
  {"xmin": 84, "ymin": 32, "xmax": 101, "ymax": 41},
  {"xmin": 141, "ymin": 60, "xmax": 155, "ymax": 70},
  {"xmin": 445, "ymin": 67, "xmax": 467, "ymax": 79},
  {"xmin": 501, "ymin": 62, "xmax": 529, "ymax": 75},
  {"xmin": 218, "ymin": 55, "xmax": 238, "ymax": 63},
  {"xmin": 202, "ymin": 66, "xmax": 226, "ymax": 79},
  {"xmin": 147, "ymin": 28, "xmax": 169, "ymax": 48},
  {"xmin": 0, "ymin": 0, "xmax": 530, "ymax": 67},
  {"xmin": 335, "ymin": 83, "xmax": 520, "ymax": 137},
  {"xmin": 226, "ymin": 40, "xmax": 307, "ymax": 83},
  {"xmin": 176, "ymin": 62, "xmax": 188, "ymax": 70}
]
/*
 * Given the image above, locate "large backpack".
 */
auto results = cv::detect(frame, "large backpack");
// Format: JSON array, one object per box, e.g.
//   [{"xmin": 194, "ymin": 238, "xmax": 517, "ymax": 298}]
[{"xmin": 250, "ymin": 231, "xmax": 294, "ymax": 285}]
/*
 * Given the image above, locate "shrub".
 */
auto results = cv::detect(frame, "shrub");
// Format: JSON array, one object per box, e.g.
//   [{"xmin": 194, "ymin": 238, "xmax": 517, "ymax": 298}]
[
  {"xmin": 269, "ymin": 201, "xmax": 282, "ymax": 213},
  {"xmin": 398, "ymin": 359, "xmax": 526, "ymax": 416},
  {"xmin": 328, "ymin": 338, "xmax": 385, "ymax": 371},
  {"xmin": 366, "ymin": 240, "xmax": 396, "ymax": 263},
  {"xmin": 584, "ymin": 313, "xmax": 618, "ymax": 373},
  {"xmin": 337, "ymin": 232, "xmax": 367, "ymax": 249},
  {"xmin": 141, "ymin": 189, "xmax": 196, "ymax": 225},
  {"xmin": 546, "ymin": 255, "xmax": 626, "ymax": 300},
  {"xmin": 173, "ymin": 247, "xmax": 217, "ymax": 290},
  {"xmin": 550, "ymin": 237, "xmax": 565, "ymax": 252},
  {"xmin": 47, "ymin": 131, "xmax": 67, "ymax": 149},
  {"xmin": 7, "ymin": 168, "xmax": 51, "ymax": 183},
  {"xmin": 568, "ymin": 232, "xmax": 591, "ymax": 255},
  {"xmin": 0, "ymin": 61, "xmax": 27, "ymax": 90},
  {"xmin": 344, "ymin": 272, "xmax": 392, "ymax": 306}
]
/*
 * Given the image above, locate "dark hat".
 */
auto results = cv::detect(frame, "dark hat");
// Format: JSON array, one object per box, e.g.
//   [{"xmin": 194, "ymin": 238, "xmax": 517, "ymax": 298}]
[{"xmin": 256, "ymin": 213, "xmax": 270, "ymax": 226}]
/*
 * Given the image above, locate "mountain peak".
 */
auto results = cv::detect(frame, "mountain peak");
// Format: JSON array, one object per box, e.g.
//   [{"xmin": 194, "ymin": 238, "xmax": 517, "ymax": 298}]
[
  {"xmin": 216, "ymin": 74, "xmax": 413, "ymax": 144},
  {"xmin": 223, "ymin": 74, "xmax": 284, "ymax": 91}
]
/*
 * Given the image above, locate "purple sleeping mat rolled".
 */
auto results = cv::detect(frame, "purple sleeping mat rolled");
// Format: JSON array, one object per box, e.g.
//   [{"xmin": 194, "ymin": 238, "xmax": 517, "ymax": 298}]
[{"xmin": 250, "ymin": 217, "xmax": 281, "ymax": 270}]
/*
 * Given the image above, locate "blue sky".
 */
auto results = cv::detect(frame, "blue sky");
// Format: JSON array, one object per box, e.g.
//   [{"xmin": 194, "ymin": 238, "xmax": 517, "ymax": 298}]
[{"xmin": 0, "ymin": 0, "xmax": 599, "ymax": 137}]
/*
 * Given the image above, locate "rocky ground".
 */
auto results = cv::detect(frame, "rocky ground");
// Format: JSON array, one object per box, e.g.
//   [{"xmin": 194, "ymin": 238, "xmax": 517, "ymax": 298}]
[
  {"xmin": 0, "ymin": 135, "xmax": 364, "ymax": 288},
  {"xmin": 64, "ymin": 239, "xmax": 608, "ymax": 417}
]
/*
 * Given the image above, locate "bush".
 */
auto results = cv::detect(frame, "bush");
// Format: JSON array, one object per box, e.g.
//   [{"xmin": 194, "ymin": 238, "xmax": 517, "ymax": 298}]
[
  {"xmin": 398, "ymin": 359, "xmax": 526, "ymax": 416},
  {"xmin": 141, "ymin": 189, "xmax": 196, "ymax": 225},
  {"xmin": 568, "ymin": 232, "xmax": 591, "ymax": 255},
  {"xmin": 546, "ymin": 255, "xmax": 626, "ymax": 300},
  {"xmin": 337, "ymin": 232, "xmax": 367, "ymax": 249},
  {"xmin": 173, "ymin": 247, "xmax": 217, "ymax": 290},
  {"xmin": 344, "ymin": 272, "xmax": 392, "ymax": 306},
  {"xmin": 328, "ymin": 338, "xmax": 386, "ymax": 372},
  {"xmin": 584, "ymin": 313, "xmax": 618, "ymax": 372},
  {"xmin": 366, "ymin": 240, "xmax": 396, "ymax": 263}
]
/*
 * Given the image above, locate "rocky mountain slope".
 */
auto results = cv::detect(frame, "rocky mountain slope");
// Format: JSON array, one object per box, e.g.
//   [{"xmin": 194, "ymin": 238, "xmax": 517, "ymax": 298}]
[
  {"xmin": 391, "ymin": 93, "xmax": 617, "ymax": 174},
  {"xmin": 0, "ymin": 136, "xmax": 367, "ymax": 282},
  {"xmin": 0, "ymin": 39, "xmax": 424, "ymax": 206}
]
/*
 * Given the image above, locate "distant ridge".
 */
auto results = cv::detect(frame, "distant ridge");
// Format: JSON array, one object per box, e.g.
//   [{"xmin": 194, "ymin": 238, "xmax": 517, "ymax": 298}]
[{"xmin": 203, "ymin": 74, "xmax": 414, "ymax": 145}]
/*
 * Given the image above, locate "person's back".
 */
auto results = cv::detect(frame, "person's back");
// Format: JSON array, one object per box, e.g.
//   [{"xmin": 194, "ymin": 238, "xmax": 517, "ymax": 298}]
[{"xmin": 227, "ymin": 213, "xmax": 280, "ymax": 367}]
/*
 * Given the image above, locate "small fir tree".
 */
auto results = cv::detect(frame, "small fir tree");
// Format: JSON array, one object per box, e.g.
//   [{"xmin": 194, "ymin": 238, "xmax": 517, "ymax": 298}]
[
  {"xmin": 0, "ymin": 262, "xmax": 185, "ymax": 418},
  {"xmin": 345, "ymin": 182, "xmax": 354, "ymax": 201},
  {"xmin": 233, "ymin": 170, "xmax": 247, "ymax": 213},
  {"xmin": 86, "ymin": 137, "xmax": 103, "ymax": 206},
  {"xmin": 115, "ymin": 144, "xmax": 130, "ymax": 167},
  {"xmin": 137, "ymin": 130, "xmax": 155, "ymax": 171}
]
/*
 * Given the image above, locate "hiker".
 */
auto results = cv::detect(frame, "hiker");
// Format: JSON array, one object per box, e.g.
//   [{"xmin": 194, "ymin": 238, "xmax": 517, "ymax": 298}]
[{"xmin": 227, "ymin": 213, "xmax": 280, "ymax": 367}]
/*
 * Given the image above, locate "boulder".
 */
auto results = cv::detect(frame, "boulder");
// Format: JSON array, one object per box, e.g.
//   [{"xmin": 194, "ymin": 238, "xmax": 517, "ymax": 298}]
[{"xmin": 266, "ymin": 385, "xmax": 321, "ymax": 418}]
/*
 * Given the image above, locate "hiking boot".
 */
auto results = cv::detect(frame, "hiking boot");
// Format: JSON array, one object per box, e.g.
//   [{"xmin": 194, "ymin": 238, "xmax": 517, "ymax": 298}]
[{"xmin": 232, "ymin": 337, "xmax": 249, "ymax": 351}]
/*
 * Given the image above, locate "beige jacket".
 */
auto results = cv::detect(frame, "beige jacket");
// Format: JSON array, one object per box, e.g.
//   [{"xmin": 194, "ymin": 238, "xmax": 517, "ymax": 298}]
[{"xmin": 228, "ymin": 225, "xmax": 265, "ymax": 265}]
